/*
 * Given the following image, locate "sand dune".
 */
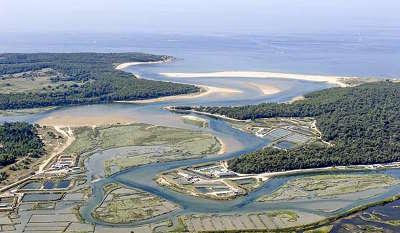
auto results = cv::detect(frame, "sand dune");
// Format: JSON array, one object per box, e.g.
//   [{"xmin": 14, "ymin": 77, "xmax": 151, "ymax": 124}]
[{"xmin": 160, "ymin": 71, "xmax": 360, "ymax": 87}]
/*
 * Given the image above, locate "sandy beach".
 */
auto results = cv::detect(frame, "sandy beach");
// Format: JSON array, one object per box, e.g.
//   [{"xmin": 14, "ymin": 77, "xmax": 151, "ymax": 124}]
[
  {"xmin": 118, "ymin": 84, "xmax": 242, "ymax": 104},
  {"xmin": 160, "ymin": 71, "xmax": 360, "ymax": 87},
  {"xmin": 216, "ymin": 137, "xmax": 227, "ymax": 155},
  {"xmin": 288, "ymin": 95, "xmax": 305, "ymax": 103},
  {"xmin": 248, "ymin": 82, "xmax": 282, "ymax": 95},
  {"xmin": 38, "ymin": 115, "xmax": 136, "ymax": 127},
  {"xmin": 115, "ymin": 60, "xmax": 167, "ymax": 70}
]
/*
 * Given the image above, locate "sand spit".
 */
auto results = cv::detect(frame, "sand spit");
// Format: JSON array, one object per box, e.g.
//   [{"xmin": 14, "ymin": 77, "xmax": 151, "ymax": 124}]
[
  {"xmin": 115, "ymin": 60, "xmax": 168, "ymax": 70},
  {"xmin": 118, "ymin": 85, "xmax": 242, "ymax": 104},
  {"xmin": 160, "ymin": 71, "xmax": 361, "ymax": 87}
]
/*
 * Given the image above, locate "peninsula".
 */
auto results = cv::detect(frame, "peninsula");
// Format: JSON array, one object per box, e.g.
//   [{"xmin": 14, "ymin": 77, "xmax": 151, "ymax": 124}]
[{"xmin": 0, "ymin": 53, "xmax": 199, "ymax": 110}]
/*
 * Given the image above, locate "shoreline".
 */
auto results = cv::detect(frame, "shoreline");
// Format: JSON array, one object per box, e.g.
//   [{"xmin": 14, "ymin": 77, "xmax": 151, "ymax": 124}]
[
  {"xmin": 116, "ymin": 60, "xmax": 288, "ymax": 104},
  {"xmin": 115, "ymin": 57, "xmax": 173, "ymax": 70},
  {"xmin": 38, "ymin": 115, "xmax": 137, "ymax": 127},
  {"xmin": 160, "ymin": 70, "xmax": 365, "ymax": 87},
  {"xmin": 288, "ymin": 95, "xmax": 305, "ymax": 103},
  {"xmin": 216, "ymin": 137, "xmax": 227, "ymax": 155}
]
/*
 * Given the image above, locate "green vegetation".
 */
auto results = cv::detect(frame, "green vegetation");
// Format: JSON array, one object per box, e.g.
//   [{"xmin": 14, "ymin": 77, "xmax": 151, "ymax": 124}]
[
  {"xmin": 181, "ymin": 115, "xmax": 208, "ymax": 128},
  {"xmin": 184, "ymin": 81, "xmax": 400, "ymax": 173},
  {"xmin": 304, "ymin": 225, "xmax": 333, "ymax": 233},
  {"xmin": 65, "ymin": 123, "xmax": 221, "ymax": 156},
  {"xmin": 0, "ymin": 53, "xmax": 199, "ymax": 109},
  {"xmin": 266, "ymin": 210, "xmax": 299, "ymax": 222},
  {"xmin": 0, "ymin": 122, "xmax": 44, "ymax": 166},
  {"xmin": 259, "ymin": 174, "xmax": 399, "ymax": 202}
]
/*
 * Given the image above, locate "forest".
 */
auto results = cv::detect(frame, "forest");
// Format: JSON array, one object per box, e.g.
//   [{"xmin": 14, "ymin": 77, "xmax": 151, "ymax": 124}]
[
  {"xmin": 0, "ymin": 53, "xmax": 199, "ymax": 109},
  {"xmin": 186, "ymin": 81, "xmax": 400, "ymax": 173},
  {"xmin": 0, "ymin": 122, "xmax": 44, "ymax": 166}
]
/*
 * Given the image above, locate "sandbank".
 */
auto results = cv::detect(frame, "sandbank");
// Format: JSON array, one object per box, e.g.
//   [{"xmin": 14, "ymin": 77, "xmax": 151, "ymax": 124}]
[
  {"xmin": 38, "ymin": 115, "xmax": 136, "ymax": 127},
  {"xmin": 115, "ymin": 60, "xmax": 167, "ymax": 70},
  {"xmin": 248, "ymin": 82, "xmax": 282, "ymax": 95},
  {"xmin": 160, "ymin": 71, "xmax": 361, "ymax": 87},
  {"xmin": 216, "ymin": 137, "xmax": 227, "ymax": 155},
  {"xmin": 288, "ymin": 95, "xmax": 305, "ymax": 103}
]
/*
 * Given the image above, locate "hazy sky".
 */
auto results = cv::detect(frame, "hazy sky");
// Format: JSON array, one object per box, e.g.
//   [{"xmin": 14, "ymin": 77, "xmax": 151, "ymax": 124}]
[{"xmin": 1, "ymin": 0, "xmax": 399, "ymax": 35}]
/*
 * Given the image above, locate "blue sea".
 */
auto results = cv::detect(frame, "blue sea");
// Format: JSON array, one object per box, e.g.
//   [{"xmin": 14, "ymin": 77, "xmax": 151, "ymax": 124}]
[{"xmin": 0, "ymin": 31, "xmax": 399, "ymax": 78}]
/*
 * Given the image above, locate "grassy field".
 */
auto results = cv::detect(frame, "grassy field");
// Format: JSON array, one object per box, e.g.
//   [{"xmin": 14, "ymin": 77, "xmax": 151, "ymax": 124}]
[
  {"xmin": 259, "ymin": 174, "xmax": 400, "ymax": 202},
  {"xmin": 0, "ymin": 68, "xmax": 79, "ymax": 94}
]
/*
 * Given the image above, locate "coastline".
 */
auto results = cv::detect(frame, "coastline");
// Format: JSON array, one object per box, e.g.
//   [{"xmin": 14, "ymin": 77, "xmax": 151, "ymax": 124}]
[
  {"xmin": 115, "ymin": 57, "xmax": 173, "ymax": 70},
  {"xmin": 115, "ymin": 59, "xmax": 247, "ymax": 104},
  {"xmin": 288, "ymin": 95, "xmax": 305, "ymax": 103},
  {"xmin": 159, "ymin": 70, "xmax": 364, "ymax": 87},
  {"xmin": 216, "ymin": 137, "xmax": 227, "ymax": 155}
]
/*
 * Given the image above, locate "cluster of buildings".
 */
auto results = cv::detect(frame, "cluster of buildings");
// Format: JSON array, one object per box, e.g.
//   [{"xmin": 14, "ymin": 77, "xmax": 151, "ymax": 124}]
[
  {"xmin": 50, "ymin": 155, "xmax": 75, "ymax": 170},
  {"xmin": 177, "ymin": 172, "xmax": 201, "ymax": 184},
  {"xmin": 191, "ymin": 164, "xmax": 237, "ymax": 178}
]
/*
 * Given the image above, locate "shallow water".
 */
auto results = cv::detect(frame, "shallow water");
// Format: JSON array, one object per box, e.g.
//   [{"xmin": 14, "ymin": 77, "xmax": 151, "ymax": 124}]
[{"xmin": 22, "ymin": 193, "xmax": 63, "ymax": 202}]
